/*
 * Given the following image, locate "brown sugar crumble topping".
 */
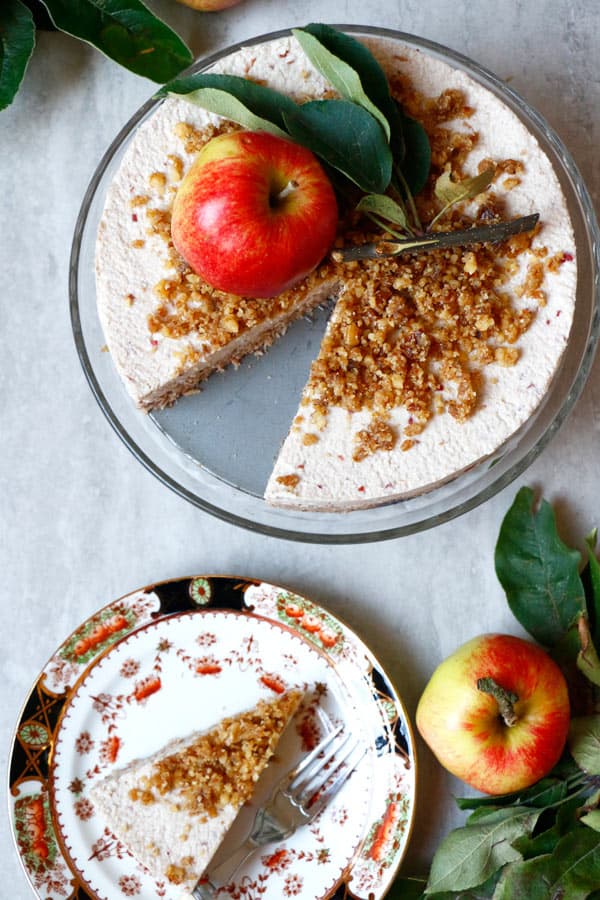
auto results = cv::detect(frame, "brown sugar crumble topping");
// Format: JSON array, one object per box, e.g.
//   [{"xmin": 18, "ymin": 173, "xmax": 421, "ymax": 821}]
[
  {"xmin": 129, "ymin": 691, "xmax": 301, "ymax": 824},
  {"xmin": 276, "ymin": 473, "xmax": 300, "ymax": 491},
  {"xmin": 131, "ymin": 79, "xmax": 568, "ymax": 464}
]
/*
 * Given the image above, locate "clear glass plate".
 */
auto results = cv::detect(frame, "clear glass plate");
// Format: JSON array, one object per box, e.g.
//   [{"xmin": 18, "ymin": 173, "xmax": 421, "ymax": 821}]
[{"xmin": 70, "ymin": 25, "xmax": 600, "ymax": 543}]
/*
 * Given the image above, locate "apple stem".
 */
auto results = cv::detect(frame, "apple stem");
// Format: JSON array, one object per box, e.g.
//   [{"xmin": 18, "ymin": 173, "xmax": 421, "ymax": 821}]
[
  {"xmin": 275, "ymin": 180, "xmax": 299, "ymax": 201},
  {"xmin": 477, "ymin": 677, "xmax": 519, "ymax": 727}
]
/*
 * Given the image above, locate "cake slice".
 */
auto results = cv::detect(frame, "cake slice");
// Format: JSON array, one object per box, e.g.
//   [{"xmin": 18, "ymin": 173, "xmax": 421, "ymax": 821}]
[{"xmin": 91, "ymin": 690, "xmax": 302, "ymax": 892}]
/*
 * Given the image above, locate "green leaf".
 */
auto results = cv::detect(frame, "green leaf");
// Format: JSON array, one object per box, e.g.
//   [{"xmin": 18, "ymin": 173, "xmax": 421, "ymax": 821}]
[
  {"xmin": 585, "ymin": 530, "xmax": 600, "ymax": 648},
  {"xmin": 356, "ymin": 193, "xmax": 409, "ymax": 231},
  {"xmin": 512, "ymin": 795, "xmax": 584, "ymax": 859},
  {"xmin": 494, "ymin": 487, "xmax": 585, "ymax": 647},
  {"xmin": 424, "ymin": 807, "xmax": 540, "ymax": 894},
  {"xmin": 569, "ymin": 716, "xmax": 600, "ymax": 775},
  {"xmin": 434, "ymin": 167, "xmax": 495, "ymax": 206},
  {"xmin": 163, "ymin": 87, "xmax": 289, "ymax": 139},
  {"xmin": 41, "ymin": 0, "xmax": 192, "ymax": 83},
  {"xmin": 0, "ymin": 0, "xmax": 35, "ymax": 111},
  {"xmin": 576, "ymin": 614, "xmax": 600, "ymax": 687},
  {"xmin": 157, "ymin": 72, "xmax": 297, "ymax": 134},
  {"xmin": 388, "ymin": 872, "xmax": 501, "ymax": 900},
  {"xmin": 457, "ymin": 778, "xmax": 568, "ymax": 812},
  {"xmin": 397, "ymin": 106, "xmax": 431, "ymax": 195},
  {"xmin": 292, "ymin": 28, "xmax": 390, "ymax": 139},
  {"xmin": 283, "ymin": 99, "xmax": 393, "ymax": 193},
  {"xmin": 302, "ymin": 22, "xmax": 405, "ymax": 157},
  {"xmin": 386, "ymin": 876, "xmax": 427, "ymax": 899},
  {"xmin": 494, "ymin": 828, "xmax": 600, "ymax": 900},
  {"xmin": 582, "ymin": 810, "xmax": 600, "ymax": 832}
]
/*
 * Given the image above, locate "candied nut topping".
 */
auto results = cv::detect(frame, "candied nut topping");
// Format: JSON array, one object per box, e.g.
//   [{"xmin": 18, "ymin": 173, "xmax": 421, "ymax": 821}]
[
  {"xmin": 353, "ymin": 419, "xmax": 397, "ymax": 462},
  {"xmin": 131, "ymin": 691, "xmax": 301, "ymax": 820},
  {"xmin": 130, "ymin": 194, "xmax": 149, "ymax": 208},
  {"xmin": 165, "ymin": 864, "xmax": 187, "ymax": 885},
  {"xmin": 149, "ymin": 172, "xmax": 167, "ymax": 194},
  {"xmin": 276, "ymin": 474, "xmax": 300, "ymax": 490}
]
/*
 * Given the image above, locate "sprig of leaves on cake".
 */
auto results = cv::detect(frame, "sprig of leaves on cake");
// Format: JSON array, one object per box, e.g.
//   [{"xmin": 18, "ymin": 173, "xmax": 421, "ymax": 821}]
[{"xmin": 158, "ymin": 22, "xmax": 536, "ymax": 256}]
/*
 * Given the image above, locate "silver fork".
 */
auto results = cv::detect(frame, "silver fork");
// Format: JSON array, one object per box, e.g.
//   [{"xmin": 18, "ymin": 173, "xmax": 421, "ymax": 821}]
[{"xmin": 191, "ymin": 726, "xmax": 365, "ymax": 899}]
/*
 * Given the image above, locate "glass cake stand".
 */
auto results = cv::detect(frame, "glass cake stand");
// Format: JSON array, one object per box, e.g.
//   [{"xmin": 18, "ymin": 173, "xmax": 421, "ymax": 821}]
[{"xmin": 70, "ymin": 26, "xmax": 600, "ymax": 544}]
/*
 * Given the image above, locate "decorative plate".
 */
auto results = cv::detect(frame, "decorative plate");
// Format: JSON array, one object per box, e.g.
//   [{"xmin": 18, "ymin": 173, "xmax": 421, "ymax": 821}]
[{"xmin": 9, "ymin": 577, "xmax": 416, "ymax": 900}]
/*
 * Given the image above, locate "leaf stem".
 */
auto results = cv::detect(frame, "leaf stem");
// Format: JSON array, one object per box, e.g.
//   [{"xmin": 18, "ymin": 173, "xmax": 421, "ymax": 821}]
[
  {"xmin": 365, "ymin": 212, "xmax": 412, "ymax": 241},
  {"xmin": 394, "ymin": 166, "xmax": 423, "ymax": 232},
  {"xmin": 428, "ymin": 200, "xmax": 453, "ymax": 231}
]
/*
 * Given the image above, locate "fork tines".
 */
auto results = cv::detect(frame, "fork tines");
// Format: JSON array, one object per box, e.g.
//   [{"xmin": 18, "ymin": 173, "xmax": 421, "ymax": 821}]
[{"xmin": 286, "ymin": 727, "xmax": 365, "ymax": 816}]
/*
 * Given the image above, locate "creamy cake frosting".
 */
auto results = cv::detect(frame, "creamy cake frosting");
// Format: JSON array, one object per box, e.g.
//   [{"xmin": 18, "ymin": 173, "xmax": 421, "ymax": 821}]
[
  {"xmin": 95, "ymin": 33, "xmax": 576, "ymax": 511},
  {"xmin": 91, "ymin": 690, "xmax": 302, "ymax": 893}
]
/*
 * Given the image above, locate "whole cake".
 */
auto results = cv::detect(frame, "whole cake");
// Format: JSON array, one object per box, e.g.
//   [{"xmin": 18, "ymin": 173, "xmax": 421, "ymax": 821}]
[
  {"xmin": 95, "ymin": 30, "xmax": 576, "ymax": 511},
  {"xmin": 91, "ymin": 690, "xmax": 302, "ymax": 892}
]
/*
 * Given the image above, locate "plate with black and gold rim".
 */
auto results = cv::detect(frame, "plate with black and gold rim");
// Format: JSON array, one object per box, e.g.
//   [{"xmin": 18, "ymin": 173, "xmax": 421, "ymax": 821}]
[{"xmin": 9, "ymin": 576, "xmax": 415, "ymax": 900}]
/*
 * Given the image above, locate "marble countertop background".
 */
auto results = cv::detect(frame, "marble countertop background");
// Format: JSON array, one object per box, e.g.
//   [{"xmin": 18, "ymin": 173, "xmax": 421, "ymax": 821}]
[{"xmin": 1, "ymin": 0, "xmax": 598, "ymax": 894}]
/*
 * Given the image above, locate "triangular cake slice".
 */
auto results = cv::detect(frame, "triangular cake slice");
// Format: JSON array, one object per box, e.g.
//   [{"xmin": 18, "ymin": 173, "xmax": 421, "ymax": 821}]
[{"xmin": 91, "ymin": 689, "xmax": 302, "ymax": 891}]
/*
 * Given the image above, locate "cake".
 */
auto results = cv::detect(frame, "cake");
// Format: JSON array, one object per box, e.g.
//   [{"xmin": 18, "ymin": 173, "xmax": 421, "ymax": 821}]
[
  {"xmin": 90, "ymin": 690, "xmax": 302, "ymax": 892},
  {"xmin": 95, "ymin": 31, "xmax": 576, "ymax": 510}
]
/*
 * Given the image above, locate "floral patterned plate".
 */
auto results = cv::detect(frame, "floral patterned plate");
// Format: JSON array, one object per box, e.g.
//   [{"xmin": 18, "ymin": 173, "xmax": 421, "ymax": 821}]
[{"xmin": 9, "ymin": 577, "xmax": 416, "ymax": 900}]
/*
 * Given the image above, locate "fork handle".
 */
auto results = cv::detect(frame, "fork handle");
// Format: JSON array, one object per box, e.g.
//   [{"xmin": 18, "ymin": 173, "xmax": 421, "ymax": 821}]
[{"xmin": 191, "ymin": 839, "xmax": 257, "ymax": 899}]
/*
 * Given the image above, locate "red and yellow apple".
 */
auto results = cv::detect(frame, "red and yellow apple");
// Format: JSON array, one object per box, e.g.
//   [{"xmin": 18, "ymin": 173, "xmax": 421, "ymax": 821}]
[
  {"xmin": 171, "ymin": 130, "xmax": 338, "ymax": 298},
  {"xmin": 416, "ymin": 633, "xmax": 570, "ymax": 795}
]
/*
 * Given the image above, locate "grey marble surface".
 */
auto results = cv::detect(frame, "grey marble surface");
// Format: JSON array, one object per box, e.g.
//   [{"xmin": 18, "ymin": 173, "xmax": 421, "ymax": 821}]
[{"xmin": 1, "ymin": 0, "xmax": 598, "ymax": 895}]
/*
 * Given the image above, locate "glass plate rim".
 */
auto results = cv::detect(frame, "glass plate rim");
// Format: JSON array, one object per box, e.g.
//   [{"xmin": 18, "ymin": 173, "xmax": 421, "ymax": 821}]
[
  {"xmin": 69, "ymin": 24, "xmax": 600, "ymax": 544},
  {"xmin": 7, "ymin": 573, "xmax": 417, "ymax": 900}
]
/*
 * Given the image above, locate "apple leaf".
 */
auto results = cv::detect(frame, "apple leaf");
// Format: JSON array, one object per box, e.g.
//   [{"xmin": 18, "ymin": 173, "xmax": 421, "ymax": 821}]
[
  {"xmin": 494, "ymin": 487, "xmax": 586, "ymax": 648},
  {"xmin": 385, "ymin": 876, "xmax": 427, "ymax": 899},
  {"xmin": 434, "ymin": 168, "xmax": 495, "ymax": 206},
  {"xmin": 162, "ymin": 86, "xmax": 290, "ymax": 139},
  {"xmin": 292, "ymin": 28, "xmax": 391, "ymax": 139},
  {"xmin": 0, "ymin": 0, "xmax": 35, "ymax": 111},
  {"xmin": 157, "ymin": 73, "xmax": 297, "ymax": 134},
  {"xmin": 356, "ymin": 194, "xmax": 410, "ymax": 232},
  {"xmin": 283, "ymin": 99, "xmax": 393, "ymax": 193},
  {"xmin": 456, "ymin": 777, "xmax": 568, "ymax": 813},
  {"xmin": 582, "ymin": 810, "xmax": 600, "ymax": 832},
  {"xmin": 424, "ymin": 807, "xmax": 540, "ymax": 894},
  {"xmin": 40, "ymin": 0, "xmax": 192, "ymax": 83},
  {"xmin": 301, "ymin": 22, "xmax": 405, "ymax": 158},
  {"xmin": 576, "ymin": 614, "xmax": 600, "ymax": 687},
  {"xmin": 396, "ymin": 104, "xmax": 431, "ymax": 196},
  {"xmin": 568, "ymin": 716, "xmax": 600, "ymax": 775},
  {"xmin": 493, "ymin": 828, "xmax": 600, "ymax": 900},
  {"xmin": 584, "ymin": 530, "xmax": 600, "ymax": 648}
]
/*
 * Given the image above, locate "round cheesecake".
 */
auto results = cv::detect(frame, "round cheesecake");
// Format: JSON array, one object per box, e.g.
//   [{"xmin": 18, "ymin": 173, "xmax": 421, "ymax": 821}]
[{"xmin": 95, "ymin": 33, "xmax": 577, "ymax": 511}]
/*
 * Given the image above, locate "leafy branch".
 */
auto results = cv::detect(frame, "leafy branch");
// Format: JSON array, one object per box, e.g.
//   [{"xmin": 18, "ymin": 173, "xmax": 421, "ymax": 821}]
[
  {"xmin": 393, "ymin": 487, "xmax": 600, "ymax": 898},
  {"xmin": 1, "ymin": 0, "xmax": 194, "ymax": 112}
]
